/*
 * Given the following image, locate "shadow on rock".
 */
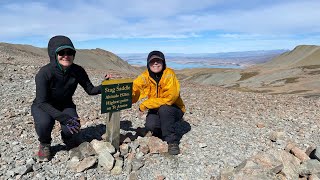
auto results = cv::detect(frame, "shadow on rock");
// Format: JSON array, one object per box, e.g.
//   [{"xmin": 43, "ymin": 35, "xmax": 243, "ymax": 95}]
[
  {"xmin": 80, "ymin": 124, "xmax": 106, "ymax": 142},
  {"xmin": 175, "ymin": 118, "xmax": 191, "ymax": 143},
  {"xmin": 120, "ymin": 120, "xmax": 134, "ymax": 131},
  {"xmin": 119, "ymin": 119, "xmax": 191, "ymax": 144},
  {"xmin": 50, "ymin": 144, "xmax": 67, "ymax": 157},
  {"xmin": 51, "ymin": 124, "xmax": 106, "ymax": 155}
]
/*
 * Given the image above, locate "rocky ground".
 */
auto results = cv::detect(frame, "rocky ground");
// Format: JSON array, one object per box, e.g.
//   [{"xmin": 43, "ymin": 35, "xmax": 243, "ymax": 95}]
[{"xmin": 0, "ymin": 54, "xmax": 320, "ymax": 180}]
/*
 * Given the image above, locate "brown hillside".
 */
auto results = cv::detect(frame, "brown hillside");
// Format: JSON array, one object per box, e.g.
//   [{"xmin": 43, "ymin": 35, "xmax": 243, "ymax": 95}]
[
  {"xmin": 182, "ymin": 45, "xmax": 320, "ymax": 97},
  {"xmin": 0, "ymin": 42, "xmax": 141, "ymax": 75},
  {"xmin": 260, "ymin": 45, "xmax": 320, "ymax": 69}
]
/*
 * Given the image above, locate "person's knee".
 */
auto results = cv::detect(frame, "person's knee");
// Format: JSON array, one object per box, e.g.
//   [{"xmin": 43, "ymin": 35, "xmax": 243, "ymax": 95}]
[
  {"xmin": 145, "ymin": 121, "xmax": 157, "ymax": 131},
  {"xmin": 145, "ymin": 112, "xmax": 160, "ymax": 131},
  {"xmin": 158, "ymin": 105, "xmax": 172, "ymax": 115},
  {"xmin": 62, "ymin": 108, "xmax": 78, "ymax": 118},
  {"xmin": 33, "ymin": 117, "xmax": 55, "ymax": 134}
]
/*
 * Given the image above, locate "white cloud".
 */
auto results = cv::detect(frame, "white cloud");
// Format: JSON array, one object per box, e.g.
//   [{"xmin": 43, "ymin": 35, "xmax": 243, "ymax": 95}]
[{"xmin": 0, "ymin": 0, "xmax": 319, "ymax": 45}]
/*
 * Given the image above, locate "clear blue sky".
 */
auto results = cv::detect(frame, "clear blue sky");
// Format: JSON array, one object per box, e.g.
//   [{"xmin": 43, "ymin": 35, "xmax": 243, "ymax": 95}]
[{"xmin": 1, "ymin": 0, "xmax": 319, "ymax": 54}]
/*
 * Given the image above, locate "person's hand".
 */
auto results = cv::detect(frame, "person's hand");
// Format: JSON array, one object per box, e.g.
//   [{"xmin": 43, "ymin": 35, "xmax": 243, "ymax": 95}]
[
  {"xmin": 66, "ymin": 117, "xmax": 81, "ymax": 134},
  {"xmin": 104, "ymin": 73, "xmax": 112, "ymax": 80}
]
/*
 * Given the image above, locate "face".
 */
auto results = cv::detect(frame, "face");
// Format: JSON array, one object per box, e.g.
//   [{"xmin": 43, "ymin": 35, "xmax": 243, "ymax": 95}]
[
  {"xmin": 56, "ymin": 49, "xmax": 75, "ymax": 69},
  {"xmin": 149, "ymin": 58, "xmax": 163, "ymax": 73}
]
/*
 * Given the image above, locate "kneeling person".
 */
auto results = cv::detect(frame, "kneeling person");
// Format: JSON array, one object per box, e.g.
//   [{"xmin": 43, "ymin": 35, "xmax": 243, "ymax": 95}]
[
  {"xmin": 32, "ymin": 35, "xmax": 110, "ymax": 161},
  {"xmin": 132, "ymin": 50, "xmax": 185, "ymax": 155}
]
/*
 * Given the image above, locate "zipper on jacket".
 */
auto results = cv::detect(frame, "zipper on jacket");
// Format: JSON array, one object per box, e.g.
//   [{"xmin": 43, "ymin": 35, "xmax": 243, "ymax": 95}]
[
  {"xmin": 156, "ymin": 83, "xmax": 159, "ymax": 98},
  {"xmin": 149, "ymin": 77, "xmax": 159, "ymax": 98}
]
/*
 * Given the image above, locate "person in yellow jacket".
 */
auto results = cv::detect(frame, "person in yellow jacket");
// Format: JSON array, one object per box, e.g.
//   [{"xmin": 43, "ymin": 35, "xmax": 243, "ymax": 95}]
[{"xmin": 132, "ymin": 50, "xmax": 185, "ymax": 155}]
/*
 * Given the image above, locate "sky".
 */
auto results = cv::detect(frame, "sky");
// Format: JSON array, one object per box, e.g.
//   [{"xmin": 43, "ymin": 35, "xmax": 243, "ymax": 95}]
[{"xmin": 0, "ymin": 0, "xmax": 320, "ymax": 54}]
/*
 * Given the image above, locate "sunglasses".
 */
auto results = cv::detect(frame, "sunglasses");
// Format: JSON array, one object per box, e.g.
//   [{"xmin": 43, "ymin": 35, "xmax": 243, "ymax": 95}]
[
  {"xmin": 57, "ymin": 49, "xmax": 75, "ymax": 56},
  {"xmin": 149, "ymin": 58, "xmax": 163, "ymax": 64}
]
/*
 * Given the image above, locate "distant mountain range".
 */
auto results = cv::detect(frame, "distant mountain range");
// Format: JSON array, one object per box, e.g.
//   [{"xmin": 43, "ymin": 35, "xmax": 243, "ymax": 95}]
[
  {"xmin": 118, "ymin": 49, "xmax": 289, "ymax": 69},
  {"xmin": 1, "ymin": 41, "xmax": 319, "ymax": 96}
]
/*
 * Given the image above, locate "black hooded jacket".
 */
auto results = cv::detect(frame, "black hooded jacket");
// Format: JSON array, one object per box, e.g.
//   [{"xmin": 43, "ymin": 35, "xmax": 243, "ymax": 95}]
[{"xmin": 32, "ymin": 35, "xmax": 101, "ymax": 124}]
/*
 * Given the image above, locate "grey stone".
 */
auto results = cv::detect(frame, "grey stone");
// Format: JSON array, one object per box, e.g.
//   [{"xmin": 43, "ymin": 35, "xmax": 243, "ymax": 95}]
[
  {"xmin": 127, "ymin": 171, "xmax": 138, "ymax": 180},
  {"xmin": 98, "ymin": 151, "xmax": 114, "ymax": 171},
  {"xmin": 131, "ymin": 159, "xmax": 144, "ymax": 171},
  {"xmin": 78, "ymin": 141, "xmax": 96, "ymax": 157},
  {"xmin": 199, "ymin": 143, "xmax": 207, "ymax": 148},
  {"xmin": 91, "ymin": 139, "xmax": 116, "ymax": 155},
  {"xmin": 12, "ymin": 146, "xmax": 23, "ymax": 153},
  {"xmin": 14, "ymin": 164, "xmax": 33, "ymax": 175},
  {"xmin": 120, "ymin": 143, "xmax": 129, "ymax": 156},
  {"xmin": 111, "ymin": 157, "xmax": 124, "ymax": 175},
  {"xmin": 309, "ymin": 174, "xmax": 320, "ymax": 180},
  {"xmin": 277, "ymin": 150, "xmax": 300, "ymax": 179},
  {"xmin": 67, "ymin": 156, "xmax": 80, "ymax": 171},
  {"xmin": 6, "ymin": 170, "xmax": 15, "ymax": 177},
  {"xmin": 76, "ymin": 156, "xmax": 97, "ymax": 172},
  {"xmin": 129, "ymin": 141, "xmax": 140, "ymax": 153},
  {"xmin": 135, "ymin": 151, "xmax": 144, "ymax": 160},
  {"xmin": 32, "ymin": 163, "xmax": 42, "ymax": 171},
  {"xmin": 69, "ymin": 148, "xmax": 84, "ymax": 161},
  {"xmin": 26, "ymin": 158, "xmax": 35, "ymax": 166},
  {"xmin": 269, "ymin": 131, "xmax": 284, "ymax": 142},
  {"xmin": 299, "ymin": 159, "xmax": 320, "ymax": 176}
]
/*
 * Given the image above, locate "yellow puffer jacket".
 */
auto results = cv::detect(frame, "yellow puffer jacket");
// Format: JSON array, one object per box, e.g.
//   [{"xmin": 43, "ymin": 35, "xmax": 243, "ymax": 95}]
[{"xmin": 132, "ymin": 68, "xmax": 185, "ymax": 113}]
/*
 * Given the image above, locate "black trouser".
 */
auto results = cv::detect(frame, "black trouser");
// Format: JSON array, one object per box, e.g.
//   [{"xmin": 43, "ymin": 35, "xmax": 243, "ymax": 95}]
[
  {"xmin": 145, "ymin": 105, "xmax": 184, "ymax": 144},
  {"xmin": 31, "ymin": 104, "xmax": 79, "ymax": 144}
]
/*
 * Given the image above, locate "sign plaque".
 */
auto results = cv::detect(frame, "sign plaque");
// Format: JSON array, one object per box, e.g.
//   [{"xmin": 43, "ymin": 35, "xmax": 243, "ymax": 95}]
[{"xmin": 101, "ymin": 79, "xmax": 133, "ymax": 114}]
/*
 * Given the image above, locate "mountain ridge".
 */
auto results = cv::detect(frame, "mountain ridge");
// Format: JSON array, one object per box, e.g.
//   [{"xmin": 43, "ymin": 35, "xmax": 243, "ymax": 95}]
[
  {"xmin": 0, "ymin": 42, "xmax": 141, "ymax": 75},
  {"xmin": 179, "ymin": 45, "xmax": 320, "ymax": 97},
  {"xmin": 1, "ymin": 42, "xmax": 319, "ymax": 97}
]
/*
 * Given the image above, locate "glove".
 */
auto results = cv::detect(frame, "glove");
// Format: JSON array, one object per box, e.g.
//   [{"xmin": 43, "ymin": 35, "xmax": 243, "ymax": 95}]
[{"xmin": 66, "ymin": 117, "xmax": 81, "ymax": 134}]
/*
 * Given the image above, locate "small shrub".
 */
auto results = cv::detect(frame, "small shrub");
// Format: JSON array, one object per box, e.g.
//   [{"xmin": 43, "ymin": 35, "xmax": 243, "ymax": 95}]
[
  {"xmin": 308, "ymin": 70, "xmax": 320, "ymax": 75},
  {"xmin": 287, "ymin": 90, "xmax": 310, "ymax": 94},
  {"xmin": 299, "ymin": 65, "xmax": 320, "ymax": 70},
  {"xmin": 284, "ymin": 77, "xmax": 299, "ymax": 84},
  {"xmin": 237, "ymin": 72, "xmax": 259, "ymax": 81},
  {"xmin": 231, "ymin": 86, "xmax": 272, "ymax": 93}
]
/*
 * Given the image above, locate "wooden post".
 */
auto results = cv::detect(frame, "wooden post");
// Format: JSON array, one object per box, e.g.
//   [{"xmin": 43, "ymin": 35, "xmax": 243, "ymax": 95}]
[
  {"xmin": 101, "ymin": 78, "xmax": 133, "ymax": 151},
  {"xmin": 105, "ymin": 111, "xmax": 120, "ymax": 150}
]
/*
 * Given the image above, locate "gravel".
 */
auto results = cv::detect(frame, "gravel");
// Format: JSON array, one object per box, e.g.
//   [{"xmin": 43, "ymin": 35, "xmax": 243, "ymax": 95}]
[{"xmin": 0, "ymin": 54, "xmax": 319, "ymax": 180}]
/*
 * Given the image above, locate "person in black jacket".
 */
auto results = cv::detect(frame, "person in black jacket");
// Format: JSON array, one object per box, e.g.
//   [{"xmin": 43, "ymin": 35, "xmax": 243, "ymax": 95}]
[{"xmin": 31, "ymin": 35, "xmax": 110, "ymax": 161}]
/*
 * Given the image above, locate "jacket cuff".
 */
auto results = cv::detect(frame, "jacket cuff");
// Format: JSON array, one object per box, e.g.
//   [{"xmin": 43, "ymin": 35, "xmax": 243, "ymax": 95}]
[{"xmin": 139, "ymin": 104, "xmax": 147, "ymax": 112}]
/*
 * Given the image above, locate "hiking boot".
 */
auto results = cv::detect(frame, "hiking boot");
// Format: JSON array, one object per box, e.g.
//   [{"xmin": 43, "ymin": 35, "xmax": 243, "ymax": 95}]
[
  {"xmin": 36, "ymin": 143, "xmax": 51, "ymax": 162},
  {"xmin": 168, "ymin": 143, "xmax": 180, "ymax": 155}
]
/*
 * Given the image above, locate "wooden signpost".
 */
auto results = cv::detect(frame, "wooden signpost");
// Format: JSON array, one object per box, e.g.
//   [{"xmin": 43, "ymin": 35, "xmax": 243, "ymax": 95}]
[{"xmin": 101, "ymin": 78, "xmax": 133, "ymax": 150}]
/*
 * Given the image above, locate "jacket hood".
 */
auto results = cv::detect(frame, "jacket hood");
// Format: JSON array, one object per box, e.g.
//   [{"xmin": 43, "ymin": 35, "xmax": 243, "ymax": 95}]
[
  {"xmin": 147, "ymin": 50, "xmax": 166, "ymax": 69},
  {"xmin": 48, "ymin": 35, "xmax": 76, "ymax": 64},
  {"xmin": 147, "ymin": 50, "xmax": 167, "ymax": 84}
]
